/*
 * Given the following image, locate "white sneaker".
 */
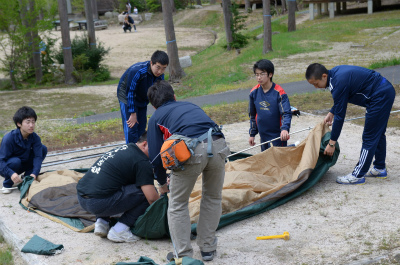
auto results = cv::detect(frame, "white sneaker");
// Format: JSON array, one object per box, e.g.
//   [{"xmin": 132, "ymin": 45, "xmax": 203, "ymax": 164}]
[
  {"xmin": 94, "ymin": 220, "xmax": 110, "ymax": 238},
  {"xmin": 107, "ymin": 227, "xmax": 140, "ymax": 243},
  {"xmin": 336, "ymin": 173, "xmax": 365, "ymax": 185},
  {"xmin": 1, "ymin": 187, "xmax": 16, "ymax": 194},
  {"xmin": 365, "ymin": 167, "xmax": 387, "ymax": 179}
]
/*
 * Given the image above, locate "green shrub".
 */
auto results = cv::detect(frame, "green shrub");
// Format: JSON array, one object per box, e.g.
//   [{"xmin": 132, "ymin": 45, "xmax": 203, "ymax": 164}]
[
  {"xmin": 228, "ymin": 2, "xmax": 249, "ymax": 49},
  {"xmin": 54, "ymin": 34, "xmax": 111, "ymax": 83},
  {"xmin": 119, "ymin": 0, "xmax": 147, "ymax": 12},
  {"xmin": 175, "ymin": 0, "xmax": 189, "ymax": 9},
  {"xmin": 146, "ymin": 0, "xmax": 162, "ymax": 12},
  {"xmin": 93, "ymin": 66, "xmax": 111, "ymax": 82},
  {"xmin": 40, "ymin": 36, "xmax": 57, "ymax": 74},
  {"xmin": 55, "ymin": 34, "xmax": 110, "ymax": 71}
]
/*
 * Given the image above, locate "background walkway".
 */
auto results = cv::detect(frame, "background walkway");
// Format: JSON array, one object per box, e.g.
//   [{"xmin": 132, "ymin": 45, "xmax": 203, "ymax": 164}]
[{"xmin": 76, "ymin": 65, "xmax": 400, "ymax": 124}]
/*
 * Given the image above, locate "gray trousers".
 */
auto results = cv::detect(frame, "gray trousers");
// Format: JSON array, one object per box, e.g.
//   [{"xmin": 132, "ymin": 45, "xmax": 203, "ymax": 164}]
[{"xmin": 168, "ymin": 138, "xmax": 230, "ymax": 257}]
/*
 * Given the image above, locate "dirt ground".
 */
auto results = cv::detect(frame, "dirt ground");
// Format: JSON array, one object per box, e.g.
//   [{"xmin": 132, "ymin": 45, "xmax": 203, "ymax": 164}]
[
  {"xmin": 1, "ymin": 113, "xmax": 400, "ymax": 265},
  {"xmin": 1, "ymin": 5, "xmax": 400, "ymax": 265}
]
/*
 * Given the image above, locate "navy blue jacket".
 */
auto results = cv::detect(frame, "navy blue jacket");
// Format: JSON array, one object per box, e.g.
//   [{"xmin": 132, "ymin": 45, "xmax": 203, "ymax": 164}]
[
  {"xmin": 249, "ymin": 83, "xmax": 292, "ymax": 140},
  {"xmin": 327, "ymin": 65, "xmax": 386, "ymax": 141},
  {"xmin": 0, "ymin": 129, "xmax": 44, "ymax": 178},
  {"xmin": 117, "ymin": 61, "xmax": 164, "ymax": 113},
  {"xmin": 147, "ymin": 100, "xmax": 223, "ymax": 184}
]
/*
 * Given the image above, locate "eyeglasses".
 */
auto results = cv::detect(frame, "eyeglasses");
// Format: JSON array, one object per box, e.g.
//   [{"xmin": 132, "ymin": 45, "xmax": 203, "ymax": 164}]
[{"xmin": 254, "ymin": 73, "xmax": 269, "ymax": 78}]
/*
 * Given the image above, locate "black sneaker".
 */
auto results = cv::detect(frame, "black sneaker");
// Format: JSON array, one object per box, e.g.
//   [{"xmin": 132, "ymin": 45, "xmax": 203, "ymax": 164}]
[{"xmin": 201, "ymin": 250, "xmax": 216, "ymax": 261}]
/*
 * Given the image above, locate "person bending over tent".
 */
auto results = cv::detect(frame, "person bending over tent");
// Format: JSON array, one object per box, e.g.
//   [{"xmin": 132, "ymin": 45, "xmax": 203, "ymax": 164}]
[
  {"xmin": 117, "ymin": 50, "xmax": 169, "ymax": 144},
  {"xmin": 147, "ymin": 80, "xmax": 230, "ymax": 262},
  {"xmin": 305, "ymin": 63, "xmax": 396, "ymax": 185},
  {"xmin": 76, "ymin": 131, "xmax": 161, "ymax": 243},
  {"xmin": 0, "ymin": 106, "xmax": 47, "ymax": 194},
  {"xmin": 249, "ymin": 59, "xmax": 292, "ymax": 151}
]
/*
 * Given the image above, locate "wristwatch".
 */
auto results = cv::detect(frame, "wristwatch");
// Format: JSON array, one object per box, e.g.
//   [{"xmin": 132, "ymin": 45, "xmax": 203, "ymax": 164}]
[{"xmin": 328, "ymin": 142, "xmax": 334, "ymax": 147}]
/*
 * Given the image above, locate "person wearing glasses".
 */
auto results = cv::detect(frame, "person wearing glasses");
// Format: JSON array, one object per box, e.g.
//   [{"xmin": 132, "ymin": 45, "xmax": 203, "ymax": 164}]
[
  {"xmin": 248, "ymin": 59, "xmax": 292, "ymax": 151},
  {"xmin": 117, "ymin": 50, "xmax": 169, "ymax": 144}
]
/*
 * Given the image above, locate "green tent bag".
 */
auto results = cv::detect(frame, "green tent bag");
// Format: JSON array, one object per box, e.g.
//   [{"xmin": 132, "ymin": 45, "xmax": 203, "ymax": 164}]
[
  {"xmin": 21, "ymin": 235, "xmax": 64, "ymax": 255},
  {"xmin": 132, "ymin": 194, "xmax": 169, "ymax": 239}
]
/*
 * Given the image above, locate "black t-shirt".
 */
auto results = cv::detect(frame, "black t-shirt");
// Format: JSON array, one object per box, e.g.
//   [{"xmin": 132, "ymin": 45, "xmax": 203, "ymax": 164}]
[{"xmin": 77, "ymin": 143, "xmax": 154, "ymax": 198}]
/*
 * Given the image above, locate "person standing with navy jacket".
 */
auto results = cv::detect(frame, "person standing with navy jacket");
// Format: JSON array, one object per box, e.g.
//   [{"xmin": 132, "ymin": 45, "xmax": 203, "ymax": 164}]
[
  {"xmin": 117, "ymin": 50, "xmax": 168, "ymax": 144},
  {"xmin": 306, "ymin": 63, "xmax": 396, "ymax": 185},
  {"xmin": 249, "ymin": 59, "xmax": 292, "ymax": 151}
]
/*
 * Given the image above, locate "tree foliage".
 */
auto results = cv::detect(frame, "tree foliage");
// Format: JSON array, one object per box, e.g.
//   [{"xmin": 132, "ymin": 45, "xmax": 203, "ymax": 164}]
[
  {"xmin": 119, "ymin": 0, "xmax": 146, "ymax": 12},
  {"xmin": 146, "ymin": 0, "xmax": 162, "ymax": 12},
  {"xmin": 229, "ymin": 2, "xmax": 249, "ymax": 49},
  {"xmin": 0, "ymin": 0, "xmax": 57, "ymax": 89}
]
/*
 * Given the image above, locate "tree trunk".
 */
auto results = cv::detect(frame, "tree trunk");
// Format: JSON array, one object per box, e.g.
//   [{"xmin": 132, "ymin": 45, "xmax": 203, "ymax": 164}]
[
  {"xmin": 92, "ymin": 0, "xmax": 99, "ymax": 19},
  {"xmin": 281, "ymin": 0, "xmax": 286, "ymax": 13},
  {"xmin": 288, "ymin": 0, "xmax": 296, "ymax": 32},
  {"xmin": 245, "ymin": 0, "xmax": 251, "ymax": 13},
  {"xmin": 162, "ymin": 0, "xmax": 185, "ymax": 82},
  {"xmin": 196, "ymin": 0, "xmax": 202, "ymax": 5},
  {"xmin": 222, "ymin": 0, "xmax": 233, "ymax": 51},
  {"xmin": 84, "ymin": 0, "xmax": 96, "ymax": 49},
  {"xmin": 28, "ymin": 0, "xmax": 43, "ymax": 84},
  {"xmin": 57, "ymin": 0, "xmax": 75, "ymax": 84},
  {"xmin": 262, "ymin": 0, "xmax": 272, "ymax": 53},
  {"xmin": 170, "ymin": 0, "xmax": 176, "ymax": 13}
]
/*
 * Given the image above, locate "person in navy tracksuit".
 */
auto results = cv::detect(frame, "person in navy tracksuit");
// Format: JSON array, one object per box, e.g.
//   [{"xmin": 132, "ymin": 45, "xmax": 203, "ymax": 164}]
[
  {"xmin": 147, "ymin": 81, "xmax": 230, "ymax": 261},
  {"xmin": 0, "ymin": 106, "xmax": 47, "ymax": 194},
  {"xmin": 306, "ymin": 63, "xmax": 396, "ymax": 185},
  {"xmin": 249, "ymin": 59, "xmax": 292, "ymax": 151},
  {"xmin": 117, "ymin": 50, "xmax": 169, "ymax": 144}
]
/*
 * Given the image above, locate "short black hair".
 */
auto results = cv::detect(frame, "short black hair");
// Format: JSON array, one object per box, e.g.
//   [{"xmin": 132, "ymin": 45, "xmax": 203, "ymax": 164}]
[
  {"xmin": 147, "ymin": 80, "xmax": 175, "ymax": 109},
  {"xmin": 13, "ymin": 106, "xmax": 37, "ymax": 128},
  {"xmin": 253, "ymin": 59, "xmax": 274, "ymax": 81},
  {"xmin": 305, "ymin": 63, "xmax": 328, "ymax": 80},
  {"xmin": 137, "ymin": 131, "xmax": 147, "ymax": 143},
  {"xmin": 151, "ymin": 50, "xmax": 169, "ymax": 66}
]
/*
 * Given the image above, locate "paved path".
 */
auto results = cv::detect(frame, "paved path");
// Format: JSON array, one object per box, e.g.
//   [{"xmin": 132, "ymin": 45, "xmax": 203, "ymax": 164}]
[{"xmin": 76, "ymin": 65, "xmax": 400, "ymax": 124}]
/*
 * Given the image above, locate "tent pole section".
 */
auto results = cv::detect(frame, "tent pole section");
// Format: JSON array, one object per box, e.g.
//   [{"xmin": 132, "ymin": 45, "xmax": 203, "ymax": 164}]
[
  {"xmin": 227, "ymin": 127, "xmax": 313, "ymax": 158},
  {"xmin": 227, "ymin": 110, "xmax": 400, "ymax": 158}
]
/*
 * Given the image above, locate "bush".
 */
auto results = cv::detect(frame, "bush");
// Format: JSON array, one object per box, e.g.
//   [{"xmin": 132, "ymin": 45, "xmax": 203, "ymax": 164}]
[
  {"xmin": 175, "ymin": 0, "xmax": 189, "ymax": 9},
  {"xmin": 119, "ymin": 0, "xmax": 146, "ymax": 12},
  {"xmin": 41, "ymin": 36, "xmax": 57, "ymax": 74},
  {"xmin": 55, "ymin": 34, "xmax": 110, "ymax": 71},
  {"xmin": 146, "ymin": 0, "xmax": 162, "ymax": 12},
  {"xmin": 93, "ymin": 66, "xmax": 111, "ymax": 82},
  {"xmin": 229, "ymin": 2, "xmax": 249, "ymax": 49},
  {"xmin": 54, "ymin": 34, "xmax": 111, "ymax": 83}
]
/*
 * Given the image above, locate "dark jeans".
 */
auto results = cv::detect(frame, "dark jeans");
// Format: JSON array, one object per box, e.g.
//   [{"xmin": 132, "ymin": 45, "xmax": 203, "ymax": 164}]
[
  {"xmin": 2, "ymin": 145, "xmax": 47, "ymax": 188},
  {"xmin": 77, "ymin": 184, "xmax": 150, "ymax": 227}
]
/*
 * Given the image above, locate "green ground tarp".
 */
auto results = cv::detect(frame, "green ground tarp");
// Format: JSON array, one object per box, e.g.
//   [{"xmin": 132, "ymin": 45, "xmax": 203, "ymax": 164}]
[{"xmin": 18, "ymin": 122, "xmax": 339, "ymax": 239}]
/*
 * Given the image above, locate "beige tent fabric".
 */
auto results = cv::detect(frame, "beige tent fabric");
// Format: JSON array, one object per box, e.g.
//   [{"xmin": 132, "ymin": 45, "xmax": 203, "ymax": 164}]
[
  {"xmin": 20, "ymin": 170, "xmax": 84, "ymax": 208},
  {"xmin": 188, "ymin": 122, "xmax": 330, "ymax": 223},
  {"xmin": 19, "ymin": 122, "xmax": 330, "ymax": 229}
]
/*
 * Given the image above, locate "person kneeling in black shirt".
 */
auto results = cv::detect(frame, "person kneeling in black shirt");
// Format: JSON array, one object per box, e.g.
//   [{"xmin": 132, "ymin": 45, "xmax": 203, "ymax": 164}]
[{"xmin": 77, "ymin": 131, "xmax": 160, "ymax": 243}]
